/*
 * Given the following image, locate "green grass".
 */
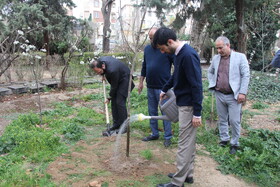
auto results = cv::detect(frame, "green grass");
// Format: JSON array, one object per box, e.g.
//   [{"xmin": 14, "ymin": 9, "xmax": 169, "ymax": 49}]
[
  {"xmin": 251, "ymin": 101, "xmax": 269, "ymax": 109},
  {"xmin": 139, "ymin": 149, "xmax": 153, "ymax": 160},
  {"xmin": 242, "ymin": 109, "xmax": 261, "ymax": 118},
  {"xmin": 92, "ymin": 170, "xmax": 112, "ymax": 177},
  {"xmin": 0, "ymin": 76, "xmax": 279, "ymax": 187},
  {"xmin": 73, "ymin": 145, "xmax": 86, "ymax": 152},
  {"xmin": 0, "ymin": 102, "xmax": 96, "ymax": 186},
  {"xmin": 83, "ymin": 82, "xmax": 102, "ymax": 89},
  {"xmin": 75, "ymin": 107, "xmax": 104, "ymax": 126}
]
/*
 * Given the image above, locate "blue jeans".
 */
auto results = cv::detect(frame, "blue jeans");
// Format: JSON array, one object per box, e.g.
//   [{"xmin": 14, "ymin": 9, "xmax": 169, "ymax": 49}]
[{"xmin": 147, "ymin": 88, "xmax": 172, "ymax": 140}]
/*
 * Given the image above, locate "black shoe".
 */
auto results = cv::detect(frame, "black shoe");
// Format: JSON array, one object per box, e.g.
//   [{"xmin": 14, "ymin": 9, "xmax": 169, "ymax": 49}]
[
  {"xmin": 116, "ymin": 127, "xmax": 127, "ymax": 134},
  {"xmin": 219, "ymin": 141, "xmax": 229, "ymax": 147},
  {"xmin": 164, "ymin": 139, "xmax": 172, "ymax": 147},
  {"xmin": 156, "ymin": 182, "xmax": 184, "ymax": 187},
  {"xmin": 102, "ymin": 130, "xmax": 112, "ymax": 137},
  {"xmin": 229, "ymin": 145, "xmax": 238, "ymax": 154},
  {"xmin": 109, "ymin": 125, "xmax": 120, "ymax": 131},
  {"xmin": 142, "ymin": 135, "xmax": 159, "ymax": 141},
  {"xmin": 167, "ymin": 173, "xmax": 194, "ymax": 184}
]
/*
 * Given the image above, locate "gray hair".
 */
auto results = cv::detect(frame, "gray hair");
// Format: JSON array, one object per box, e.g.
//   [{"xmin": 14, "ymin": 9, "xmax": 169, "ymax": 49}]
[
  {"xmin": 215, "ymin": 36, "xmax": 230, "ymax": 45},
  {"xmin": 88, "ymin": 60, "xmax": 98, "ymax": 69}
]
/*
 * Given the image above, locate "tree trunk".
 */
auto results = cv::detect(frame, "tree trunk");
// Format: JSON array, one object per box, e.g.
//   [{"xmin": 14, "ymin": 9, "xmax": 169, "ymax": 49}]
[
  {"xmin": 235, "ymin": 0, "xmax": 246, "ymax": 53},
  {"xmin": 189, "ymin": 1, "xmax": 207, "ymax": 57},
  {"xmin": 60, "ymin": 64, "xmax": 68, "ymax": 90},
  {"xmin": 43, "ymin": 30, "xmax": 50, "ymax": 70},
  {"xmin": 101, "ymin": 0, "xmax": 114, "ymax": 53}
]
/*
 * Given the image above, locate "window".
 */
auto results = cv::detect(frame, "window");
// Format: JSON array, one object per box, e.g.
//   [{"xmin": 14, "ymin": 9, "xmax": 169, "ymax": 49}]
[
  {"xmin": 94, "ymin": 0, "xmax": 99, "ymax": 7},
  {"xmin": 94, "ymin": 11, "xmax": 99, "ymax": 18}
]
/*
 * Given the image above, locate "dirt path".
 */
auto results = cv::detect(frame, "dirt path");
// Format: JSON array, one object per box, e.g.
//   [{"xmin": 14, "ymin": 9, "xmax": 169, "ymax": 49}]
[
  {"xmin": 1, "ymin": 89, "xmax": 273, "ymax": 186},
  {"xmin": 243, "ymin": 101, "xmax": 280, "ymax": 131}
]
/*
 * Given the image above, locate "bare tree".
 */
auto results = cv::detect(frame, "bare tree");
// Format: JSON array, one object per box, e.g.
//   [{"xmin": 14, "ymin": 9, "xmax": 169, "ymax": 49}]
[
  {"xmin": 0, "ymin": 32, "xmax": 22, "ymax": 79},
  {"xmin": 118, "ymin": 0, "xmax": 149, "ymax": 157},
  {"xmin": 101, "ymin": 0, "xmax": 115, "ymax": 53},
  {"xmin": 59, "ymin": 21, "xmax": 92, "ymax": 90},
  {"xmin": 0, "ymin": 28, "xmax": 39, "ymax": 81}
]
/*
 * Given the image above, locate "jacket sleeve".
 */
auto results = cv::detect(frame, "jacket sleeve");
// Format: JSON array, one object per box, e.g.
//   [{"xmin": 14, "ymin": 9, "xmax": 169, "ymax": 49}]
[
  {"xmin": 140, "ymin": 53, "xmax": 147, "ymax": 77},
  {"xmin": 183, "ymin": 54, "xmax": 203, "ymax": 117},
  {"xmin": 108, "ymin": 70, "xmax": 120, "ymax": 98},
  {"xmin": 239, "ymin": 54, "xmax": 250, "ymax": 95},
  {"xmin": 270, "ymin": 50, "xmax": 280, "ymax": 68},
  {"xmin": 162, "ymin": 55, "xmax": 175, "ymax": 92},
  {"xmin": 162, "ymin": 74, "xmax": 174, "ymax": 93},
  {"xmin": 207, "ymin": 55, "xmax": 218, "ymax": 90}
]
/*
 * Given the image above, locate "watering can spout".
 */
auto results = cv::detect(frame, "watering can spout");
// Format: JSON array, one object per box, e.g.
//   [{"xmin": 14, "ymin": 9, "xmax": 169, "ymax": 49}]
[
  {"xmin": 149, "ymin": 115, "xmax": 169, "ymax": 121},
  {"xmin": 136, "ymin": 113, "xmax": 151, "ymax": 121},
  {"xmin": 134, "ymin": 90, "xmax": 179, "ymax": 123}
]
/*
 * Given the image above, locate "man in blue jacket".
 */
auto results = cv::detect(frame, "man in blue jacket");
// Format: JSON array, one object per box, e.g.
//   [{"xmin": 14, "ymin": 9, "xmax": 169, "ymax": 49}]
[
  {"xmin": 270, "ymin": 49, "xmax": 280, "ymax": 68},
  {"xmin": 138, "ymin": 27, "xmax": 174, "ymax": 147},
  {"xmin": 153, "ymin": 27, "xmax": 203, "ymax": 187}
]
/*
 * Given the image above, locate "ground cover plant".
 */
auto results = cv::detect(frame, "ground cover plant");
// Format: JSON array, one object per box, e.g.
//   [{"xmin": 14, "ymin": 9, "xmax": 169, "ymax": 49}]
[
  {"xmin": 199, "ymin": 70, "xmax": 280, "ymax": 187},
  {"xmin": 0, "ymin": 70, "xmax": 279, "ymax": 186},
  {"xmin": 0, "ymin": 101, "xmax": 104, "ymax": 186},
  {"xmin": 248, "ymin": 71, "xmax": 280, "ymax": 103}
]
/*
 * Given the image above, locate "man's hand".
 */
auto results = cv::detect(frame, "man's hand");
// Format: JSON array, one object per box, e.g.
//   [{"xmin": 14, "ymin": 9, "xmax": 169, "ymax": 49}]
[
  {"xmin": 101, "ymin": 75, "xmax": 106, "ymax": 81},
  {"xmin": 192, "ymin": 117, "xmax": 202, "ymax": 127},
  {"xmin": 160, "ymin": 92, "xmax": 166, "ymax": 101},
  {"xmin": 237, "ymin": 93, "xmax": 246, "ymax": 104},
  {"xmin": 138, "ymin": 82, "xmax": 143, "ymax": 94},
  {"xmin": 105, "ymin": 98, "xmax": 110, "ymax": 104},
  {"xmin": 138, "ymin": 76, "xmax": 145, "ymax": 94}
]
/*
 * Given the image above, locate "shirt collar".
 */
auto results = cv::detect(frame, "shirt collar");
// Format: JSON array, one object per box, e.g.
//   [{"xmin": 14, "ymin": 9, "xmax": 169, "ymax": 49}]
[{"xmin": 175, "ymin": 42, "xmax": 185, "ymax": 55}]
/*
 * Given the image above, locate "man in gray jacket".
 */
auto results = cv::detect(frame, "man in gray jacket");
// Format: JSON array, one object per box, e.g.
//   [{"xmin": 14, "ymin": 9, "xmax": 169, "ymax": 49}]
[{"xmin": 208, "ymin": 36, "xmax": 250, "ymax": 154}]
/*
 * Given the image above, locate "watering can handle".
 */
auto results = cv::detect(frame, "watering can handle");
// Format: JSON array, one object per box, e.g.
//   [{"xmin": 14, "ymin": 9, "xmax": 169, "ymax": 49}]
[
  {"xmin": 159, "ymin": 89, "xmax": 175, "ymax": 106},
  {"xmin": 165, "ymin": 89, "xmax": 175, "ymax": 97}
]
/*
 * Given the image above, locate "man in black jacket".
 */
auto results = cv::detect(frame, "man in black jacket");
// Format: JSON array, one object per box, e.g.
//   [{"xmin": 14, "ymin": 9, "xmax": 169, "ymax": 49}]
[{"xmin": 89, "ymin": 56, "xmax": 134, "ymax": 135}]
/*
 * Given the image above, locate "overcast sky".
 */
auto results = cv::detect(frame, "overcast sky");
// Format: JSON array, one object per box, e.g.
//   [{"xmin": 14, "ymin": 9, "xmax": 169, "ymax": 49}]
[{"xmin": 72, "ymin": 0, "xmax": 85, "ymax": 18}]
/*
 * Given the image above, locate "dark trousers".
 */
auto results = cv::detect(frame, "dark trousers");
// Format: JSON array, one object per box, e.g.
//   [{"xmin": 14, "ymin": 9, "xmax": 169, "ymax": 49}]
[{"xmin": 111, "ymin": 93, "xmax": 127, "ymax": 128}]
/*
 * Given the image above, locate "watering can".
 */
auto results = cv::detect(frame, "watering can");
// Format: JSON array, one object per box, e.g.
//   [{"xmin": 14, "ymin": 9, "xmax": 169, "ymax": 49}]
[{"xmin": 137, "ymin": 89, "xmax": 178, "ymax": 123}]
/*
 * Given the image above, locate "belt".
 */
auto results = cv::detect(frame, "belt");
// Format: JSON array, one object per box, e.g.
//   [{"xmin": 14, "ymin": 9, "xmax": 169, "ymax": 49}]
[{"xmin": 217, "ymin": 90, "xmax": 233, "ymax": 95}]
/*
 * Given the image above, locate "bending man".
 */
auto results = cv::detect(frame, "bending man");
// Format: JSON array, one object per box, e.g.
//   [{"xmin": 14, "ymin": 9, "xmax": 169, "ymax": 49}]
[{"xmin": 89, "ymin": 56, "xmax": 134, "ymax": 135}]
